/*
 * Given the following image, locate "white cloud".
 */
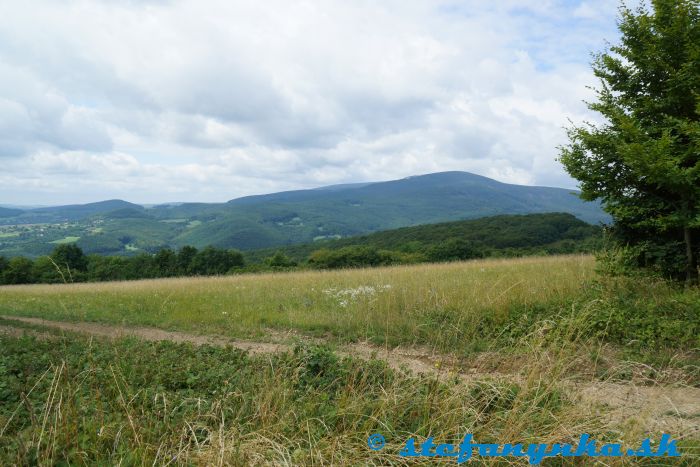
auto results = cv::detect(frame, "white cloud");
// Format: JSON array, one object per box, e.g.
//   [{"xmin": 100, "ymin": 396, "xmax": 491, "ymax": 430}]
[{"xmin": 0, "ymin": 0, "xmax": 622, "ymax": 204}]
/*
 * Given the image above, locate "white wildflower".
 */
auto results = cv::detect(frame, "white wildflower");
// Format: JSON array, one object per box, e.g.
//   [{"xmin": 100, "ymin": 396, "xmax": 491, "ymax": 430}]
[{"xmin": 321, "ymin": 284, "xmax": 392, "ymax": 307}]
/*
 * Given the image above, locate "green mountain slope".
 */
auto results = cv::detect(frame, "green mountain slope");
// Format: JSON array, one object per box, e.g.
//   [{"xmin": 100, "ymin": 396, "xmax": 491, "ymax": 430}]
[
  {"xmin": 0, "ymin": 171, "xmax": 608, "ymax": 256},
  {"xmin": 175, "ymin": 172, "xmax": 606, "ymax": 250},
  {"xmin": 245, "ymin": 212, "xmax": 602, "ymax": 264},
  {"xmin": 0, "ymin": 207, "xmax": 23, "ymax": 218}
]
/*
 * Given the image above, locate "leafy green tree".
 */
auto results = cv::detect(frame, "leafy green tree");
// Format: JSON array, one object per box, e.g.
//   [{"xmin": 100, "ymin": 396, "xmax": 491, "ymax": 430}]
[
  {"xmin": 125, "ymin": 254, "xmax": 156, "ymax": 280},
  {"xmin": 2, "ymin": 257, "xmax": 34, "ymax": 284},
  {"xmin": 0, "ymin": 256, "xmax": 8, "ymax": 281},
  {"xmin": 153, "ymin": 248, "xmax": 178, "ymax": 277},
  {"xmin": 51, "ymin": 244, "xmax": 88, "ymax": 272},
  {"xmin": 32, "ymin": 256, "xmax": 64, "ymax": 283},
  {"xmin": 190, "ymin": 247, "xmax": 244, "ymax": 275},
  {"xmin": 86, "ymin": 255, "xmax": 129, "ymax": 282},
  {"xmin": 265, "ymin": 251, "xmax": 297, "ymax": 268},
  {"xmin": 176, "ymin": 246, "xmax": 198, "ymax": 275},
  {"xmin": 559, "ymin": 0, "xmax": 700, "ymax": 284}
]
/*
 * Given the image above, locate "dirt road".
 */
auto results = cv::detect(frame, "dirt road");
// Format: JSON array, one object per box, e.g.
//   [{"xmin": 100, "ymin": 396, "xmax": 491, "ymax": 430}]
[{"xmin": 2, "ymin": 314, "xmax": 699, "ymax": 438}]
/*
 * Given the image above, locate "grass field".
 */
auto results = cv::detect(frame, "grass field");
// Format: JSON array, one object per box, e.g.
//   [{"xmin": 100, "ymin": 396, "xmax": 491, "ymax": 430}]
[
  {"xmin": 1, "ymin": 254, "xmax": 699, "ymax": 465},
  {"xmin": 0, "ymin": 255, "xmax": 595, "ymax": 352},
  {"xmin": 48, "ymin": 236, "xmax": 81, "ymax": 244}
]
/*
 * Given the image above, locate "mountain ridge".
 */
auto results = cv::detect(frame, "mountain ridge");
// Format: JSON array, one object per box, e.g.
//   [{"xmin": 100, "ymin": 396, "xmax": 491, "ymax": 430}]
[{"xmin": 0, "ymin": 171, "xmax": 608, "ymax": 257}]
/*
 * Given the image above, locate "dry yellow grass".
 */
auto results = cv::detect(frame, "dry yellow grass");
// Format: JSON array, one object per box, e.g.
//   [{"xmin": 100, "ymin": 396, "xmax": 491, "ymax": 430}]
[{"xmin": 0, "ymin": 255, "xmax": 594, "ymax": 350}]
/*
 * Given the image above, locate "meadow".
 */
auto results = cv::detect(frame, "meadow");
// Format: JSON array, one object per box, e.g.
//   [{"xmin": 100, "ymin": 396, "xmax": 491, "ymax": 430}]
[
  {"xmin": 0, "ymin": 255, "xmax": 596, "ymax": 352},
  {"xmin": 1, "ymin": 254, "xmax": 699, "ymax": 465}
]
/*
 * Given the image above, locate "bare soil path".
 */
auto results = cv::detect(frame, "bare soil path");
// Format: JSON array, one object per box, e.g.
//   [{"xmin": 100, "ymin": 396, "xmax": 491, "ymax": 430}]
[{"xmin": 2, "ymin": 314, "xmax": 699, "ymax": 438}]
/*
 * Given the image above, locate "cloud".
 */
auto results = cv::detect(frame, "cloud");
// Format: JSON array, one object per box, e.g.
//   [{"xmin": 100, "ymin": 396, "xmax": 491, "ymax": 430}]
[
  {"xmin": 0, "ymin": 60, "xmax": 113, "ymax": 158},
  {"xmin": 0, "ymin": 0, "xmax": 623, "ymax": 204}
]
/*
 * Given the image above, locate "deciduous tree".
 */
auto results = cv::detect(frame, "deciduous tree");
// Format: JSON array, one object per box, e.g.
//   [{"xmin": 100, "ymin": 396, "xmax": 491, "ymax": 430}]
[{"xmin": 560, "ymin": 0, "xmax": 700, "ymax": 284}]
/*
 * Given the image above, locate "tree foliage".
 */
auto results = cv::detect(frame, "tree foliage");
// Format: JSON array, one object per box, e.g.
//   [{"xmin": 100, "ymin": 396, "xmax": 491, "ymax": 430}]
[
  {"xmin": 265, "ymin": 251, "xmax": 297, "ymax": 269},
  {"xmin": 51, "ymin": 243, "xmax": 88, "ymax": 272},
  {"xmin": 559, "ymin": 0, "xmax": 700, "ymax": 283},
  {"xmin": 0, "ymin": 244, "xmax": 246, "ymax": 285}
]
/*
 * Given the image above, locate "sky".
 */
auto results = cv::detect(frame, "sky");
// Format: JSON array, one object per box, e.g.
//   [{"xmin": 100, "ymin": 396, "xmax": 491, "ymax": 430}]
[{"xmin": 0, "ymin": 0, "xmax": 625, "ymax": 205}]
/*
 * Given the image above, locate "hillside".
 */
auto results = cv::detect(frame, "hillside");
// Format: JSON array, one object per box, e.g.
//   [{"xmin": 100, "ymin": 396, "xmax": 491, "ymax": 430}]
[
  {"xmin": 0, "ymin": 207, "xmax": 23, "ymax": 218},
  {"xmin": 0, "ymin": 171, "xmax": 608, "ymax": 257},
  {"xmin": 5, "ymin": 200, "xmax": 143, "ymax": 224},
  {"xmin": 245, "ymin": 212, "xmax": 602, "ymax": 264}
]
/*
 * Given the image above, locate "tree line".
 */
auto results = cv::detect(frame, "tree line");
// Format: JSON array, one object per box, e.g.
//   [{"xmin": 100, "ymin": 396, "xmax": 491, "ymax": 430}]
[
  {"xmin": 0, "ymin": 244, "xmax": 245, "ymax": 285},
  {"xmin": 0, "ymin": 231, "xmax": 601, "ymax": 285},
  {"xmin": 245, "ymin": 213, "xmax": 603, "ymax": 264}
]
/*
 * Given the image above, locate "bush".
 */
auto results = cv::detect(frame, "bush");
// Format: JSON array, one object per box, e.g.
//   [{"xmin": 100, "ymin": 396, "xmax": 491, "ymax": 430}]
[
  {"xmin": 294, "ymin": 344, "xmax": 348, "ymax": 393},
  {"xmin": 595, "ymin": 239, "xmax": 694, "ymax": 282},
  {"xmin": 585, "ymin": 278, "xmax": 700, "ymax": 349},
  {"xmin": 265, "ymin": 251, "xmax": 297, "ymax": 269},
  {"xmin": 426, "ymin": 238, "xmax": 484, "ymax": 262},
  {"xmin": 308, "ymin": 246, "xmax": 380, "ymax": 269},
  {"xmin": 2, "ymin": 257, "xmax": 34, "ymax": 284}
]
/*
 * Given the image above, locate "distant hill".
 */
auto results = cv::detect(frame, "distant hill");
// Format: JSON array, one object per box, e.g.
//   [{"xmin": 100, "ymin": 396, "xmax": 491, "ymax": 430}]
[
  {"xmin": 7, "ymin": 200, "xmax": 143, "ymax": 224},
  {"xmin": 102, "ymin": 207, "xmax": 151, "ymax": 220},
  {"xmin": 0, "ymin": 171, "xmax": 608, "ymax": 257},
  {"xmin": 245, "ymin": 212, "xmax": 602, "ymax": 264},
  {"xmin": 171, "ymin": 172, "xmax": 607, "ymax": 251},
  {"xmin": 0, "ymin": 207, "xmax": 23, "ymax": 218}
]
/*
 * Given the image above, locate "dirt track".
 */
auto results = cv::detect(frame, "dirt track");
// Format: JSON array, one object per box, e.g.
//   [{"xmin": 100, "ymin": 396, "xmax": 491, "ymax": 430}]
[{"xmin": 2, "ymin": 314, "xmax": 699, "ymax": 438}]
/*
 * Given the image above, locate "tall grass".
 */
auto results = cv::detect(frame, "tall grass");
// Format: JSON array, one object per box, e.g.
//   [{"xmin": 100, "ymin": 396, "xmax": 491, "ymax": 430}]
[
  {"xmin": 1, "ymin": 254, "xmax": 698, "ymax": 464},
  {"xmin": 0, "ymin": 328, "xmax": 666, "ymax": 466},
  {"xmin": 0, "ymin": 255, "xmax": 594, "ymax": 353}
]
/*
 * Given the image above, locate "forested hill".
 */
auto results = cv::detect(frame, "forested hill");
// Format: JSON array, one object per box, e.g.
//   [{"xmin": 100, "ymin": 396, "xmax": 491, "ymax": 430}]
[{"xmin": 245, "ymin": 212, "xmax": 602, "ymax": 265}]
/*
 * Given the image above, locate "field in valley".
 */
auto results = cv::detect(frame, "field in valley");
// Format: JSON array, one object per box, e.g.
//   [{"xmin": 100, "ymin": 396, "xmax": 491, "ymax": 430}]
[{"xmin": 1, "ymin": 254, "xmax": 699, "ymax": 464}]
